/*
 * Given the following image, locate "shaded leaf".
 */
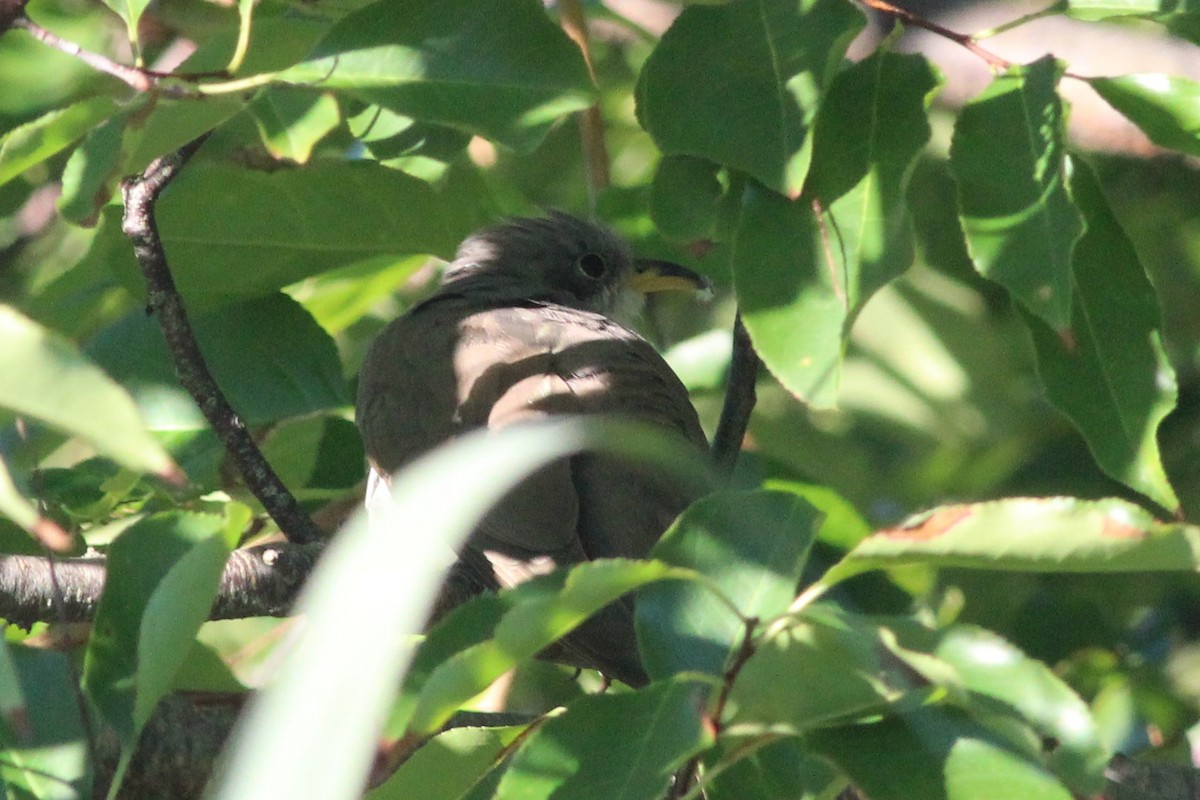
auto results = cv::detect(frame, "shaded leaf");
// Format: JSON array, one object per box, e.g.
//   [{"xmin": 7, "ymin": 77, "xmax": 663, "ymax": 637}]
[
  {"xmin": 0, "ymin": 306, "xmax": 174, "ymax": 476},
  {"xmin": 1024, "ymin": 159, "xmax": 1178, "ymax": 511},
  {"xmin": 87, "ymin": 293, "xmax": 350, "ymax": 430},
  {"xmin": 704, "ymin": 736, "xmax": 840, "ymax": 800},
  {"xmin": 279, "ymin": 0, "xmax": 593, "ymax": 151},
  {"xmin": 0, "ymin": 97, "xmax": 119, "ymax": 187},
  {"xmin": 950, "ymin": 57, "xmax": 1083, "ymax": 330},
  {"xmin": 810, "ymin": 707, "xmax": 1075, "ymax": 800},
  {"xmin": 636, "ymin": 0, "xmax": 864, "ymax": 196},
  {"xmin": 57, "ymin": 109, "xmax": 129, "ymax": 225},
  {"xmin": 650, "ymin": 155, "xmax": 725, "ymax": 240},
  {"xmin": 636, "ymin": 489, "xmax": 819, "ymax": 680},
  {"xmin": 97, "ymin": 161, "xmax": 460, "ymax": 310},
  {"xmin": 494, "ymin": 679, "xmax": 714, "ymax": 800}
]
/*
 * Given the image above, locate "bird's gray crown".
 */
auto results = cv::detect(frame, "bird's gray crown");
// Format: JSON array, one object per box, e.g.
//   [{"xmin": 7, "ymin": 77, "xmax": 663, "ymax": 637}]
[{"xmin": 443, "ymin": 212, "xmax": 634, "ymax": 313}]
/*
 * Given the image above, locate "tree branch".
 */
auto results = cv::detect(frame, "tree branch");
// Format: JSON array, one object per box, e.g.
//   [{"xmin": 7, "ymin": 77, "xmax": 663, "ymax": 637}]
[
  {"xmin": 0, "ymin": 542, "xmax": 322, "ymax": 629},
  {"xmin": 711, "ymin": 312, "xmax": 760, "ymax": 475},
  {"xmin": 120, "ymin": 137, "xmax": 324, "ymax": 546}
]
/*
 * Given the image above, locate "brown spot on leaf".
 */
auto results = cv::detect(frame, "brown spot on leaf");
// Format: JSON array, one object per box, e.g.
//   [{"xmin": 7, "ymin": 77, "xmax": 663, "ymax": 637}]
[
  {"xmin": 1057, "ymin": 327, "xmax": 1077, "ymax": 353},
  {"xmin": 1100, "ymin": 517, "xmax": 1146, "ymax": 540},
  {"xmin": 878, "ymin": 507, "xmax": 973, "ymax": 541}
]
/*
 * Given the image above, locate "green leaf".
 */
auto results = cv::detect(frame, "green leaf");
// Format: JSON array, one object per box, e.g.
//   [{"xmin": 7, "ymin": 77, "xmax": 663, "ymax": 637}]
[
  {"xmin": 367, "ymin": 725, "xmax": 525, "ymax": 800},
  {"xmin": 636, "ymin": 490, "xmax": 819, "ymax": 680},
  {"xmin": 57, "ymin": 109, "xmax": 129, "ymax": 225},
  {"xmin": 728, "ymin": 605, "xmax": 926, "ymax": 732},
  {"xmin": 950, "ymin": 57, "xmax": 1083, "ymax": 330},
  {"xmin": 810, "ymin": 707, "xmax": 1075, "ymax": 800},
  {"xmin": 98, "ymin": 161, "xmax": 460, "ymax": 310},
  {"xmin": 731, "ymin": 50, "xmax": 936, "ymax": 409},
  {"xmin": 0, "ymin": 97, "xmax": 119, "ymax": 187},
  {"xmin": 0, "ymin": 305, "xmax": 175, "ymax": 476},
  {"xmin": 650, "ymin": 155, "xmax": 725, "ymax": 240},
  {"xmin": 494, "ymin": 678, "xmax": 715, "ymax": 800},
  {"xmin": 636, "ymin": 0, "xmax": 864, "ymax": 196},
  {"xmin": 101, "ymin": 0, "xmax": 153, "ymax": 51},
  {"xmin": 1024, "ymin": 159, "xmax": 1178, "ymax": 511},
  {"xmin": 0, "ymin": 646, "xmax": 90, "ymax": 800},
  {"xmin": 704, "ymin": 736, "xmax": 840, "ymax": 800},
  {"xmin": 82, "ymin": 512, "xmax": 233, "ymax": 745},
  {"xmin": 207, "ymin": 418, "xmax": 711, "ymax": 800},
  {"xmin": 0, "ymin": 455, "xmax": 40, "ymax": 536},
  {"xmin": 1064, "ymin": 0, "xmax": 1170, "ymax": 19},
  {"xmin": 1091, "ymin": 73, "xmax": 1200, "ymax": 156},
  {"xmin": 278, "ymin": 0, "xmax": 593, "ymax": 152},
  {"xmin": 86, "ymin": 293, "xmax": 350, "ymax": 430},
  {"xmin": 250, "ymin": 89, "xmax": 341, "ymax": 163},
  {"xmin": 933, "ymin": 625, "xmax": 1107, "ymax": 794},
  {"xmin": 408, "ymin": 559, "xmax": 685, "ymax": 736},
  {"xmin": 818, "ymin": 496, "xmax": 1200, "ymax": 591}
]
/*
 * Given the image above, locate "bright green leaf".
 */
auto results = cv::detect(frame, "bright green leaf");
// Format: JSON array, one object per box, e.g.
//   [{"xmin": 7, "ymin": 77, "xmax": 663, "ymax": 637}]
[
  {"xmin": 101, "ymin": 0, "xmax": 153, "ymax": 52},
  {"xmin": 494, "ymin": 679, "xmax": 714, "ymax": 800},
  {"xmin": 367, "ymin": 725, "xmax": 525, "ymax": 800},
  {"xmin": 278, "ymin": 0, "xmax": 593, "ymax": 152},
  {"xmin": 933, "ymin": 625, "xmax": 1107, "ymax": 794},
  {"xmin": 0, "ymin": 97, "xmax": 119, "ymax": 187},
  {"xmin": 811, "ymin": 707, "xmax": 1075, "ymax": 800},
  {"xmin": 1091, "ymin": 73, "xmax": 1200, "ymax": 157},
  {"xmin": 0, "ymin": 455, "xmax": 39, "ymax": 535},
  {"xmin": 1065, "ymin": 0, "xmax": 1168, "ymax": 18},
  {"xmin": 1025, "ymin": 159, "xmax": 1178, "ymax": 511},
  {"xmin": 57, "ymin": 109, "xmax": 129, "ymax": 225},
  {"xmin": 207, "ymin": 418, "xmax": 712, "ymax": 800},
  {"xmin": 733, "ymin": 49, "xmax": 936, "ymax": 408},
  {"xmin": 250, "ymin": 89, "xmax": 340, "ymax": 163},
  {"xmin": 636, "ymin": 490, "xmax": 819, "ymax": 680},
  {"xmin": 83, "ymin": 512, "xmax": 232, "ymax": 746},
  {"xmin": 637, "ymin": 0, "xmax": 864, "ymax": 196},
  {"xmin": 818, "ymin": 496, "xmax": 1200, "ymax": 591},
  {"xmin": 950, "ymin": 57, "xmax": 1083, "ymax": 330},
  {"xmin": 0, "ymin": 306, "xmax": 175, "ymax": 476}
]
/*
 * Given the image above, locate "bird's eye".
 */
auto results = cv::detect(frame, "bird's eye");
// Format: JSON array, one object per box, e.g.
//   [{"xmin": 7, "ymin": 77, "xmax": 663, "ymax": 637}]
[{"xmin": 576, "ymin": 252, "xmax": 607, "ymax": 280}]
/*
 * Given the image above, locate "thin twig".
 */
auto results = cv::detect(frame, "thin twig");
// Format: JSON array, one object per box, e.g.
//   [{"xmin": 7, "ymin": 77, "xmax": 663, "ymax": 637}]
[
  {"xmin": 119, "ymin": 136, "xmax": 324, "ymax": 546},
  {"xmin": 711, "ymin": 313, "xmax": 760, "ymax": 475},
  {"xmin": 11, "ymin": 16, "xmax": 157, "ymax": 92},
  {"xmin": 559, "ymin": 0, "xmax": 611, "ymax": 209},
  {"xmin": 858, "ymin": 0, "xmax": 1011, "ymax": 71}
]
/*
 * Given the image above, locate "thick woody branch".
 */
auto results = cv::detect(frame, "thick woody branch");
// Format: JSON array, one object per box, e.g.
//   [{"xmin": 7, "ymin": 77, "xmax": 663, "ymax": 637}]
[
  {"xmin": 0, "ymin": 542, "xmax": 322, "ymax": 629},
  {"xmin": 120, "ymin": 137, "xmax": 323, "ymax": 546}
]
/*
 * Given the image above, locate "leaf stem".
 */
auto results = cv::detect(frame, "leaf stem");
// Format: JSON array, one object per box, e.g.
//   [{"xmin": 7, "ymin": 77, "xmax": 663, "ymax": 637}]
[{"xmin": 559, "ymin": 0, "xmax": 611, "ymax": 210}]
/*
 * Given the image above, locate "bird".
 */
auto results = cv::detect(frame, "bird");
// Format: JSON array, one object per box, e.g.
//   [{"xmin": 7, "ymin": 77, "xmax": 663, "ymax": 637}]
[{"xmin": 355, "ymin": 211, "xmax": 709, "ymax": 687}]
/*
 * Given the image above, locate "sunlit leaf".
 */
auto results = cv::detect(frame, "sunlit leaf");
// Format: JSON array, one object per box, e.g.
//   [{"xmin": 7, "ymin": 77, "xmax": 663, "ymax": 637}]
[
  {"xmin": 279, "ymin": 0, "xmax": 593, "ymax": 151},
  {"xmin": 367, "ymin": 725, "xmax": 525, "ymax": 800},
  {"xmin": 494, "ymin": 679, "xmax": 714, "ymax": 800},
  {"xmin": 950, "ymin": 57, "xmax": 1082, "ymax": 330},
  {"xmin": 0, "ymin": 97, "xmax": 119, "ymax": 187},
  {"xmin": 0, "ymin": 306, "xmax": 174, "ymax": 476},
  {"xmin": 1091, "ymin": 73, "xmax": 1200, "ymax": 157},
  {"xmin": 250, "ymin": 90, "xmax": 340, "ymax": 163},
  {"xmin": 1025, "ymin": 159, "xmax": 1178, "ymax": 511},
  {"xmin": 637, "ymin": 0, "xmax": 864, "ymax": 196},
  {"xmin": 636, "ymin": 489, "xmax": 819, "ymax": 680}
]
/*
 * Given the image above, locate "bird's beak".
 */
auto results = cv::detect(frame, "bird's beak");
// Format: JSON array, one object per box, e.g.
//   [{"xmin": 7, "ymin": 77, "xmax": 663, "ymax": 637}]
[{"xmin": 630, "ymin": 259, "xmax": 712, "ymax": 296}]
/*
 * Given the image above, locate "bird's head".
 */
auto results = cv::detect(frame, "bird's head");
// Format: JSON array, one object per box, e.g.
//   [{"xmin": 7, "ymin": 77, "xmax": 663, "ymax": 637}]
[{"xmin": 443, "ymin": 211, "xmax": 708, "ymax": 321}]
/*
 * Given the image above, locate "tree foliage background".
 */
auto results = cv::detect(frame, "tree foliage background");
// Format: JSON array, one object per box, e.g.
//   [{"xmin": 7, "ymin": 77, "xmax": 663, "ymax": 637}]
[{"xmin": 2, "ymin": 0, "xmax": 1200, "ymax": 797}]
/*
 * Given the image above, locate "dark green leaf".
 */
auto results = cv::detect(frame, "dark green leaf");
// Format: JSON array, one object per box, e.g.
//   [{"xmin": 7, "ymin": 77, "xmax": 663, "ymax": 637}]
[
  {"xmin": 494, "ymin": 678, "xmax": 714, "ymax": 800},
  {"xmin": 279, "ymin": 0, "xmax": 593, "ymax": 151},
  {"xmin": 367, "ymin": 726, "xmax": 525, "ymax": 800},
  {"xmin": 57, "ymin": 110, "xmax": 129, "ymax": 225},
  {"xmin": 87, "ymin": 293, "xmax": 350, "ymax": 430},
  {"xmin": 636, "ymin": 0, "xmax": 864, "ymax": 196},
  {"xmin": 810, "ymin": 707, "xmax": 1075, "ymax": 800},
  {"xmin": 637, "ymin": 490, "xmax": 819, "ymax": 679},
  {"xmin": 704, "ymin": 736, "xmax": 840, "ymax": 800},
  {"xmin": 650, "ymin": 155, "xmax": 725, "ymax": 240},
  {"xmin": 950, "ymin": 57, "xmax": 1083, "ymax": 330},
  {"xmin": 1024, "ymin": 158, "xmax": 1178, "ymax": 511},
  {"xmin": 97, "ymin": 161, "xmax": 460, "ymax": 310}
]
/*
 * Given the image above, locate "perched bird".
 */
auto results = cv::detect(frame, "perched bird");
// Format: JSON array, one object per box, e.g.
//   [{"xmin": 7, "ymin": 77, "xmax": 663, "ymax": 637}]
[{"xmin": 356, "ymin": 212, "xmax": 709, "ymax": 686}]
